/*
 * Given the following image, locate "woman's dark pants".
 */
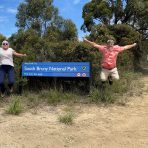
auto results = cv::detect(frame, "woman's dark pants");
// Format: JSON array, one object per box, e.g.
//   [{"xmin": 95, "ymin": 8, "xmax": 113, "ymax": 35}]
[{"xmin": 0, "ymin": 65, "xmax": 15, "ymax": 94}]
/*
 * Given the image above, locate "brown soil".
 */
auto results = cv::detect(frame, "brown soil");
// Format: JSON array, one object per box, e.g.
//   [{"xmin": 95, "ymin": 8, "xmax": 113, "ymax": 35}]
[{"xmin": 0, "ymin": 76, "xmax": 148, "ymax": 148}]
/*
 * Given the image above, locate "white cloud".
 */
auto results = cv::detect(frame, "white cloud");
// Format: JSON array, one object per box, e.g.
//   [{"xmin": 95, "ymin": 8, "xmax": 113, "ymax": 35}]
[
  {"xmin": 7, "ymin": 8, "xmax": 17, "ymax": 14},
  {"xmin": 73, "ymin": 0, "xmax": 81, "ymax": 5}
]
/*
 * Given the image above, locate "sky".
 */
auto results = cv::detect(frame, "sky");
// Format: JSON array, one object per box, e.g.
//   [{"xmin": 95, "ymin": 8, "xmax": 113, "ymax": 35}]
[{"xmin": 0, "ymin": 0, "xmax": 90, "ymax": 40}]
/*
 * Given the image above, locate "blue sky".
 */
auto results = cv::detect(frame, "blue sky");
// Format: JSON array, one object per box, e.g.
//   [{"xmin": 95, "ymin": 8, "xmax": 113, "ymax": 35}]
[{"xmin": 0, "ymin": 0, "xmax": 90, "ymax": 40}]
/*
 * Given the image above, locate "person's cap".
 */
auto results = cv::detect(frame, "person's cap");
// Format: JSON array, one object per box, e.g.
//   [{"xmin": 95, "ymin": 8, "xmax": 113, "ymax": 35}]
[{"xmin": 2, "ymin": 40, "xmax": 9, "ymax": 45}]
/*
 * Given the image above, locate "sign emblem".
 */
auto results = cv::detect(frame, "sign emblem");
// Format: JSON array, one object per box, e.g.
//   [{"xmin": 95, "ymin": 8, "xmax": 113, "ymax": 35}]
[{"xmin": 82, "ymin": 66, "xmax": 86, "ymax": 70}]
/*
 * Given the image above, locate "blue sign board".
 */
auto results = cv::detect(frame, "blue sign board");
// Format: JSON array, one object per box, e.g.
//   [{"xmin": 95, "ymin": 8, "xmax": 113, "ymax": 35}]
[{"xmin": 22, "ymin": 62, "xmax": 90, "ymax": 77}]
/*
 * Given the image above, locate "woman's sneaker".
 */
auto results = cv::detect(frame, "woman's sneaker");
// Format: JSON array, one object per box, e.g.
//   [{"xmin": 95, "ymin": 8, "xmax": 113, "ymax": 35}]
[
  {"xmin": 10, "ymin": 88, "xmax": 13, "ymax": 93},
  {"xmin": 8, "ymin": 87, "xmax": 13, "ymax": 93},
  {"xmin": 1, "ymin": 93, "xmax": 5, "ymax": 98}
]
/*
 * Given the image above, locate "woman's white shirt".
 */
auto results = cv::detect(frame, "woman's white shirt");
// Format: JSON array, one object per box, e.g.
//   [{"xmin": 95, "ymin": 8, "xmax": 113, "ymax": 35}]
[{"xmin": 0, "ymin": 48, "xmax": 15, "ymax": 67}]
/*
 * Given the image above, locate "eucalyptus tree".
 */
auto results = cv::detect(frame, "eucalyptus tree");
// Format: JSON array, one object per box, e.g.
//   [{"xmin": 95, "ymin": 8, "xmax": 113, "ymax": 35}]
[
  {"xmin": 82, "ymin": 0, "xmax": 148, "ymax": 38},
  {"xmin": 16, "ymin": 0, "xmax": 78, "ymax": 39},
  {"xmin": 16, "ymin": 0, "xmax": 59, "ymax": 35},
  {"xmin": 15, "ymin": 0, "xmax": 78, "ymax": 62}
]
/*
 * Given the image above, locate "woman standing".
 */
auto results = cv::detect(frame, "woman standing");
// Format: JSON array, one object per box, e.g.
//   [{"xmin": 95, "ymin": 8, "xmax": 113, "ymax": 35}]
[{"xmin": 0, "ymin": 40, "xmax": 26, "ymax": 97}]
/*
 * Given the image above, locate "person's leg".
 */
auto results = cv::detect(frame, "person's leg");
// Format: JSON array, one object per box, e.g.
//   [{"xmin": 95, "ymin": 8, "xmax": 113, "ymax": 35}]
[
  {"xmin": 108, "ymin": 75, "xmax": 113, "ymax": 85},
  {"xmin": 100, "ymin": 68, "xmax": 109, "ymax": 101},
  {"xmin": 0, "ymin": 66, "xmax": 6, "ymax": 95},
  {"xmin": 110, "ymin": 68, "xmax": 119, "ymax": 81},
  {"xmin": 100, "ymin": 68, "xmax": 109, "ymax": 82},
  {"xmin": 7, "ymin": 66, "xmax": 15, "ymax": 92}
]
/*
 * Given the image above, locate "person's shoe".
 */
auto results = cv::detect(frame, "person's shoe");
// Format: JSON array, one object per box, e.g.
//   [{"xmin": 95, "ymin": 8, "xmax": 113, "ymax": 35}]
[
  {"xmin": 9, "ymin": 87, "xmax": 13, "ymax": 93},
  {"xmin": 108, "ymin": 76, "xmax": 113, "ymax": 85},
  {"xmin": 1, "ymin": 93, "xmax": 5, "ymax": 98},
  {"xmin": 10, "ymin": 88, "xmax": 13, "ymax": 93}
]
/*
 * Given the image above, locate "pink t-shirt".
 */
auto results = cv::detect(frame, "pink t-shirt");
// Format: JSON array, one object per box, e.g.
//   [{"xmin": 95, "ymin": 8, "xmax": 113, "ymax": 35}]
[{"xmin": 96, "ymin": 45, "xmax": 124, "ymax": 69}]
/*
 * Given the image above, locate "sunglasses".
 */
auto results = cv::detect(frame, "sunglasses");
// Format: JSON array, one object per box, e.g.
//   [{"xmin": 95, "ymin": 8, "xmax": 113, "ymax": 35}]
[{"xmin": 2, "ymin": 43, "xmax": 8, "ymax": 45}]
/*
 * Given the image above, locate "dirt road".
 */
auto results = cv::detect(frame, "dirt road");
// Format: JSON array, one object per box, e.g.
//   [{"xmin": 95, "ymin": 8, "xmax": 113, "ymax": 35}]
[{"xmin": 0, "ymin": 76, "xmax": 148, "ymax": 148}]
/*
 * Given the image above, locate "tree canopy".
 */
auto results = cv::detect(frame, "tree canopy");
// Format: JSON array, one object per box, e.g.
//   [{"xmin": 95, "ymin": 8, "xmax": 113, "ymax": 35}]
[
  {"xmin": 16, "ymin": 0, "xmax": 77, "ymax": 40},
  {"xmin": 0, "ymin": 34, "xmax": 6, "ymax": 43},
  {"xmin": 82, "ymin": 0, "xmax": 148, "ymax": 39}
]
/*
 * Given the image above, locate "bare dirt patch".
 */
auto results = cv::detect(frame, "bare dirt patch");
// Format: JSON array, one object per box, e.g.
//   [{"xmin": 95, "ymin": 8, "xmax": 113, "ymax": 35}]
[{"xmin": 0, "ymin": 76, "xmax": 148, "ymax": 148}]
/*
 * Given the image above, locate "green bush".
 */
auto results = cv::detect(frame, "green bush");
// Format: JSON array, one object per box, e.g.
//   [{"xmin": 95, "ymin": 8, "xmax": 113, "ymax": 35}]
[{"xmin": 89, "ymin": 71, "xmax": 142, "ymax": 103}]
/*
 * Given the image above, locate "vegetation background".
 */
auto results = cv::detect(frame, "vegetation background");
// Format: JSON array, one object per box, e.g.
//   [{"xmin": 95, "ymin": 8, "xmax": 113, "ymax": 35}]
[{"xmin": 0, "ymin": 0, "xmax": 147, "ymax": 103}]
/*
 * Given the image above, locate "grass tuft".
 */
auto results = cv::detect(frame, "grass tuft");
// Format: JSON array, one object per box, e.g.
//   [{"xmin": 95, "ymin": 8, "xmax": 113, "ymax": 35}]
[
  {"xmin": 58, "ymin": 112, "xmax": 74, "ymax": 125},
  {"xmin": 7, "ymin": 97, "xmax": 22, "ymax": 115}
]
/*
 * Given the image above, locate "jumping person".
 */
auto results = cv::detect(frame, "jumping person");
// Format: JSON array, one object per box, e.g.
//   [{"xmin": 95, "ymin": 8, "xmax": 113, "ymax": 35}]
[
  {"xmin": 84, "ymin": 38, "xmax": 137, "ymax": 87},
  {"xmin": 0, "ymin": 40, "xmax": 27, "ymax": 97}
]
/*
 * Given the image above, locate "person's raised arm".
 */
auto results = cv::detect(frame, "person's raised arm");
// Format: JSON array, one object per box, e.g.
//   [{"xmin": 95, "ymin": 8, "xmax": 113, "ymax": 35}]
[
  {"xmin": 13, "ymin": 51, "xmax": 27, "ymax": 57},
  {"xmin": 83, "ymin": 38, "xmax": 102, "ymax": 49},
  {"xmin": 123, "ymin": 43, "xmax": 137, "ymax": 50}
]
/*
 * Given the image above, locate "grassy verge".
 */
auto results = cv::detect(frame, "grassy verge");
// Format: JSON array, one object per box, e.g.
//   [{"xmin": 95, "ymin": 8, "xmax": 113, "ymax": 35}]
[
  {"xmin": 89, "ymin": 71, "xmax": 143, "ymax": 104},
  {"xmin": 3, "ymin": 71, "xmax": 144, "ymax": 116}
]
